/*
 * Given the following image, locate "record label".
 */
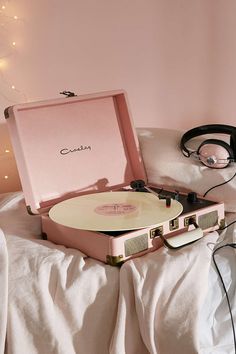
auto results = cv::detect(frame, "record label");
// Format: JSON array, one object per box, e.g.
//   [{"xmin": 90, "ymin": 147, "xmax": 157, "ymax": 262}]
[{"xmin": 95, "ymin": 203, "xmax": 137, "ymax": 216}]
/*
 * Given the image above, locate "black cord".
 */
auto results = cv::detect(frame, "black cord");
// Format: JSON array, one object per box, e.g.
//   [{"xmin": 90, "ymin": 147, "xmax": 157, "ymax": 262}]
[
  {"xmin": 203, "ymin": 170, "xmax": 236, "ymax": 197},
  {"xmin": 212, "ymin": 243, "xmax": 236, "ymax": 353},
  {"xmin": 220, "ymin": 219, "xmax": 236, "ymax": 231}
]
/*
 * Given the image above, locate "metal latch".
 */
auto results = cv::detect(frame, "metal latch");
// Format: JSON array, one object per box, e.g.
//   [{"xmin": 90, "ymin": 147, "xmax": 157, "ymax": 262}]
[{"xmin": 60, "ymin": 91, "xmax": 77, "ymax": 97}]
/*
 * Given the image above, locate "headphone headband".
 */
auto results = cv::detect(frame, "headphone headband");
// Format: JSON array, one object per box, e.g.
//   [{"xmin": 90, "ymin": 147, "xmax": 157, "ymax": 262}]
[{"xmin": 180, "ymin": 124, "xmax": 236, "ymax": 158}]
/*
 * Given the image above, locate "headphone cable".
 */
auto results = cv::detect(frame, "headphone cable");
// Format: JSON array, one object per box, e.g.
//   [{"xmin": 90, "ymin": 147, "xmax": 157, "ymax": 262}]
[
  {"xmin": 203, "ymin": 170, "xmax": 236, "ymax": 197},
  {"xmin": 220, "ymin": 220, "xmax": 236, "ymax": 230},
  {"xmin": 212, "ymin": 242, "xmax": 236, "ymax": 354}
]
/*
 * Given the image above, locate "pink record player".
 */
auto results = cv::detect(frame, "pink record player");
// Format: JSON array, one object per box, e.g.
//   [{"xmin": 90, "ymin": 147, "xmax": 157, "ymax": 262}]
[{"xmin": 5, "ymin": 90, "xmax": 225, "ymax": 265}]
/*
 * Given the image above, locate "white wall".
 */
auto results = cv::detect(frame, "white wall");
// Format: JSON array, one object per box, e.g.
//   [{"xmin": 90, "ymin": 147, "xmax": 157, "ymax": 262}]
[
  {"xmin": 0, "ymin": 0, "xmax": 161, "ymax": 127},
  {"xmin": 1, "ymin": 0, "xmax": 236, "ymax": 130}
]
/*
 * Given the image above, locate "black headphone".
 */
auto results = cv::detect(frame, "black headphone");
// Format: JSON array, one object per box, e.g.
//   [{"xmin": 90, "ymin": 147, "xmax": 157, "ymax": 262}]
[{"xmin": 180, "ymin": 124, "xmax": 236, "ymax": 168}]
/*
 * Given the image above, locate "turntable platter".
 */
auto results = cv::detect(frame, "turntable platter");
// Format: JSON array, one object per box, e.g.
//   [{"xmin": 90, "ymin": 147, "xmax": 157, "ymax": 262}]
[{"xmin": 49, "ymin": 191, "xmax": 183, "ymax": 232}]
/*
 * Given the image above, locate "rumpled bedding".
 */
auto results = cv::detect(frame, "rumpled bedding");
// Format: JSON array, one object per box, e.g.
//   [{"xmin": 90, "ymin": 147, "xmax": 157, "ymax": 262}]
[{"xmin": 0, "ymin": 192, "xmax": 235, "ymax": 354}]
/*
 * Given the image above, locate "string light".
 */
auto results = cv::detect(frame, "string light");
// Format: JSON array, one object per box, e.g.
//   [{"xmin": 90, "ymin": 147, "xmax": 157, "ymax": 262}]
[
  {"xmin": 0, "ymin": 1, "xmax": 27, "ymax": 103},
  {"xmin": 0, "ymin": 1, "xmax": 26, "ymax": 189},
  {"xmin": 0, "ymin": 0, "xmax": 26, "ymax": 185},
  {"xmin": 0, "ymin": 148, "xmax": 11, "ymax": 156},
  {"xmin": 0, "ymin": 148, "xmax": 14, "ymax": 185},
  {"xmin": 0, "ymin": 148, "xmax": 13, "ymax": 186},
  {"xmin": 0, "ymin": 59, "xmax": 7, "ymax": 69}
]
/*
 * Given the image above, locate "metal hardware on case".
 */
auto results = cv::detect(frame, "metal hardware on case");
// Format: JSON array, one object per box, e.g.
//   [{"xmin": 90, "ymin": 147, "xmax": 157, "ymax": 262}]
[
  {"xmin": 4, "ymin": 107, "xmax": 10, "ymax": 119},
  {"xmin": 106, "ymin": 255, "xmax": 124, "ymax": 266},
  {"xmin": 169, "ymin": 218, "xmax": 179, "ymax": 231},
  {"xmin": 60, "ymin": 91, "xmax": 77, "ymax": 97},
  {"xmin": 219, "ymin": 218, "xmax": 226, "ymax": 230},
  {"xmin": 41, "ymin": 232, "xmax": 48, "ymax": 240},
  {"xmin": 160, "ymin": 221, "xmax": 201, "ymax": 250},
  {"xmin": 26, "ymin": 205, "xmax": 37, "ymax": 215},
  {"xmin": 184, "ymin": 214, "xmax": 197, "ymax": 227},
  {"xmin": 150, "ymin": 225, "xmax": 163, "ymax": 238}
]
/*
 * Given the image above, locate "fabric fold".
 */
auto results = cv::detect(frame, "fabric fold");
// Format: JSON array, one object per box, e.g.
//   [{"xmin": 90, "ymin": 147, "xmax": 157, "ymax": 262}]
[{"xmin": 111, "ymin": 232, "xmax": 219, "ymax": 354}]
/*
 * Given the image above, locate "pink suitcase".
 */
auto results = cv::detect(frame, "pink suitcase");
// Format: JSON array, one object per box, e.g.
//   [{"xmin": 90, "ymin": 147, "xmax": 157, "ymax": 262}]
[{"xmin": 5, "ymin": 90, "xmax": 225, "ymax": 265}]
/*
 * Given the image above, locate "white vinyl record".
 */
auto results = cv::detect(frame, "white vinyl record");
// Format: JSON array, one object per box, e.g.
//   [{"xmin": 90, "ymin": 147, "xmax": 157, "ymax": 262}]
[{"xmin": 49, "ymin": 191, "xmax": 183, "ymax": 232}]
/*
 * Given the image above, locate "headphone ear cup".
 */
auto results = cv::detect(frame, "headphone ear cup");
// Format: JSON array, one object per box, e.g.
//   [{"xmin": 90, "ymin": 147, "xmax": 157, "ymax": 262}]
[{"xmin": 197, "ymin": 139, "xmax": 233, "ymax": 168}]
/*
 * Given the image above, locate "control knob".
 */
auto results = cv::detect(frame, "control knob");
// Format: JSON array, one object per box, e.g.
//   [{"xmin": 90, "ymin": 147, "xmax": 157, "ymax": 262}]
[{"xmin": 187, "ymin": 192, "xmax": 199, "ymax": 203}]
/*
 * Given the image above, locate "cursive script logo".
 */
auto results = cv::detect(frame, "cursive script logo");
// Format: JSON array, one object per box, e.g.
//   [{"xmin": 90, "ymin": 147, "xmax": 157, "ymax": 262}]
[{"xmin": 60, "ymin": 145, "xmax": 91, "ymax": 155}]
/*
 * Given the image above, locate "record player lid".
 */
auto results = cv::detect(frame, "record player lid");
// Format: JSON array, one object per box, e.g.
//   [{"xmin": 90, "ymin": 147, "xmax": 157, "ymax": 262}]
[{"xmin": 6, "ymin": 90, "xmax": 146, "ymax": 213}]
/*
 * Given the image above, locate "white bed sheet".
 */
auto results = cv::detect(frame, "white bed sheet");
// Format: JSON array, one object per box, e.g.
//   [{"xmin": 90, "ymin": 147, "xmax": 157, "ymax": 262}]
[{"xmin": 0, "ymin": 192, "xmax": 235, "ymax": 354}]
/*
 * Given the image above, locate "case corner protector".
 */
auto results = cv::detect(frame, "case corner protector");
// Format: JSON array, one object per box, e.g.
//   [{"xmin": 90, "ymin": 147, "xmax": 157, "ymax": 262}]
[
  {"xmin": 4, "ymin": 107, "xmax": 10, "ymax": 119},
  {"xmin": 106, "ymin": 255, "xmax": 124, "ymax": 266},
  {"xmin": 26, "ymin": 205, "xmax": 37, "ymax": 215}
]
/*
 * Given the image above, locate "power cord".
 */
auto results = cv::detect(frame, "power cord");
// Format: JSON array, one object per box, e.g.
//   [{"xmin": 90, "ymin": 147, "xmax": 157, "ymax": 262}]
[
  {"xmin": 212, "ymin": 242, "xmax": 236, "ymax": 354},
  {"xmin": 203, "ymin": 167, "xmax": 236, "ymax": 352},
  {"xmin": 220, "ymin": 220, "xmax": 236, "ymax": 230},
  {"xmin": 203, "ymin": 171, "xmax": 236, "ymax": 197}
]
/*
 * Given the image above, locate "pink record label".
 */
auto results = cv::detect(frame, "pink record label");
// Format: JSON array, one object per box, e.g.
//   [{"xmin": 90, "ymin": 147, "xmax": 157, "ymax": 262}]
[{"xmin": 95, "ymin": 203, "xmax": 137, "ymax": 216}]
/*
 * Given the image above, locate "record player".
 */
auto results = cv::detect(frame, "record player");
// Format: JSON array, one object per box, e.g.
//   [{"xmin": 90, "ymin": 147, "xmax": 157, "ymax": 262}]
[{"xmin": 5, "ymin": 90, "xmax": 225, "ymax": 265}]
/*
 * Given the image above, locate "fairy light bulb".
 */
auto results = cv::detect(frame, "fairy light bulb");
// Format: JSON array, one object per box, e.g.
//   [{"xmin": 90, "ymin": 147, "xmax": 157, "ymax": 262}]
[
  {"xmin": 0, "ymin": 59, "xmax": 7, "ymax": 69},
  {"xmin": 0, "ymin": 5, "xmax": 26, "ymax": 102},
  {"xmin": 5, "ymin": 149, "xmax": 10, "ymax": 153},
  {"xmin": 4, "ymin": 175, "xmax": 9, "ymax": 179}
]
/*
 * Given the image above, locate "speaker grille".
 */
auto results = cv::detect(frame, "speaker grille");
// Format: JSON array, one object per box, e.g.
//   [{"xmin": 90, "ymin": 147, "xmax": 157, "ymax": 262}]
[
  {"xmin": 125, "ymin": 234, "xmax": 148, "ymax": 256},
  {"xmin": 198, "ymin": 211, "xmax": 218, "ymax": 230}
]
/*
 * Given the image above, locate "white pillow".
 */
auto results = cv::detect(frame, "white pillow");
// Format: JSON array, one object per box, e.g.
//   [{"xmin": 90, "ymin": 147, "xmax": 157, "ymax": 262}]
[{"xmin": 137, "ymin": 128, "xmax": 236, "ymax": 212}]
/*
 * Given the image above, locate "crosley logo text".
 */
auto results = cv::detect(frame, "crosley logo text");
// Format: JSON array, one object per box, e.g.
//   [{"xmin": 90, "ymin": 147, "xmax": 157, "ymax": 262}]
[{"xmin": 60, "ymin": 145, "xmax": 92, "ymax": 155}]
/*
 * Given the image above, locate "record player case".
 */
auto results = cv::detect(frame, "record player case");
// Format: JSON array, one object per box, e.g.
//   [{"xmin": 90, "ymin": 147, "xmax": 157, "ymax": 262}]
[{"xmin": 5, "ymin": 90, "xmax": 225, "ymax": 265}]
